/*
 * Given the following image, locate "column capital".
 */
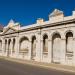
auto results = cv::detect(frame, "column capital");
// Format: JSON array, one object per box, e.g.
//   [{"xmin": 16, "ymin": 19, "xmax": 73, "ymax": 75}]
[{"xmin": 61, "ymin": 36, "xmax": 66, "ymax": 40}]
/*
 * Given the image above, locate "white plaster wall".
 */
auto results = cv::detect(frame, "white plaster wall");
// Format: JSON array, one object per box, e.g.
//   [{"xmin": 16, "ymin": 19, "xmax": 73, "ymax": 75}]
[{"xmin": 0, "ymin": 14, "xmax": 75, "ymax": 66}]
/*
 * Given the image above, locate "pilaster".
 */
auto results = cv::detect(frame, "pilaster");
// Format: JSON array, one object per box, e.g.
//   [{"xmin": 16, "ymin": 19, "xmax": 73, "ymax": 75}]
[
  {"xmin": 15, "ymin": 36, "xmax": 19, "ymax": 58},
  {"xmin": 40, "ymin": 39, "xmax": 43, "ymax": 62},
  {"xmin": 10, "ymin": 38, "xmax": 13, "ymax": 56},
  {"xmin": 28, "ymin": 39, "xmax": 32, "ymax": 60},
  {"xmin": 2, "ymin": 38, "xmax": 5, "ymax": 56},
  {"xmin": 48, "ymin": 39, "xmax": 52, "ymax": 63},
  {"xmin": 60, "ymin": 37, "xmax": 66, "ymax": 64},
  {"xmin": 36, "ymin": 32, "xmax": 41, "ymax": 61},
  {"xmin": 73, "ymin": 38, "xmax": 75, "ymax": 65}
]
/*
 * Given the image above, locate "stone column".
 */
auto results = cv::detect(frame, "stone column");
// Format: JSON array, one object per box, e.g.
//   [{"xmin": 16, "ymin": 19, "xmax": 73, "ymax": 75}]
[
  {"xmin": 6, "ymin": 39, "xmax": 8, "ymax": 56},
  {"xmin": 10, "ymin": 38, "xmax": 13, "ymax": 57},
  {"xmin": 40, "ymin": 38, "xmax": 43, "ymax": 62},
  {"xmin": 28, "ymin": 39, "xmax": 32, "ymax": 60},
  {"xmin": 36, "ymin": 35, "xmax": 41, "ymax": 61},
  {"xmin": 60, "ymin": 37, "xmax": 66, "ymax": 64},
  {"xmin": 73, "ymin": 38, "xmax": 75, "ymax": 65},
  {"xmin": 2, "ymin": 38, "xmax": 5, "ymax": 56},
  {"xmin": 15, "ymin": 36, "xmax": 19, "ymax": 58},
  {"xmin": 48, "ymin": 38, "xmax": 52, "ymax": 63}
]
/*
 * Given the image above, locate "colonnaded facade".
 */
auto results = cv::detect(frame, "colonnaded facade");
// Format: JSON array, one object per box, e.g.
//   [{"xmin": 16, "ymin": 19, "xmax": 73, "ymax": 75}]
[{"xmin": 0, "ymin": 9, "xmax": 75, "ymax": 66}]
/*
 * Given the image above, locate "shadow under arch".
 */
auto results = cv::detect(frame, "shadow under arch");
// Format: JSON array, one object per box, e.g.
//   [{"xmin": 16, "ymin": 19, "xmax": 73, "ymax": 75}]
[
  {"xmin": 52, "ymin": 32, "xmax": 61, "ymax": 64},
  {"xmin": 31, "ymin": 35, "xmax": 36, "ymax": 60},
  {"xmin": 19, "ymin": 36, "xmax": 29, "ymax": 57}
]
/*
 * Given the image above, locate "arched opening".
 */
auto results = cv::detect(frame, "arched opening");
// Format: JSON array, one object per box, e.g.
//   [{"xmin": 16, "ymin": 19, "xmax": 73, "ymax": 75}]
[
  {"xmin": 52, "ymin": 33, "xmax": 61, "ymax": 63},
  {"xmin": 5, "ymin": 39, "xmax": 7, "ymax": 52},
  {"xmin": 12, "ymin": 38, "xmax": 15, "ymax": 53},
  {"xmin": 43, "ymin": 34, "xmax": 48, "ymax": 56},
  {"xmin": 31, "ymin": 36, "xmax": 36, "ymax": 60},
  {"xmin": 0, "ymin": 40, "xmax": 2, "ymax": 52},
  {"xmin": 66, "ymin": 32, "xmax": 73, "ymax": 53},
  {"xmin": 8, "ymin": 39, "xmax": 11, "ymax": 56},
  {"xmin": 20, "ymin": 36, "xmax": 29, "ymax": 57},
  {"xmin": 66, "ymin": 32, "xmax": 73, "ymax": 65}
]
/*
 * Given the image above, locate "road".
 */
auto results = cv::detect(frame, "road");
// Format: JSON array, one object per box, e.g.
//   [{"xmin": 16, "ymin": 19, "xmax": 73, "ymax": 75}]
[{"xmin": 0, "ymin": 59, "xmax": 75, "ymax": 75}]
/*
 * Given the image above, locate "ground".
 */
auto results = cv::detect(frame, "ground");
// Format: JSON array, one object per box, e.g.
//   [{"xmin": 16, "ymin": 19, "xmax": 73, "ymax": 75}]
[{"xmin": 0, "ymin": 58, "xmax": 75, "ymax": 75}]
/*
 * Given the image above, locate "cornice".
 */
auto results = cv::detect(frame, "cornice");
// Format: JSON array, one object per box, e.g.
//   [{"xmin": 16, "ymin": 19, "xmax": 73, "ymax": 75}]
[
  {"xmin": 0, "ymin": 18, "xmax": 75, "ymax": 36},
  {"xmin": 19, "ymin": 18, "xmax": 75, "ymax": 33}
]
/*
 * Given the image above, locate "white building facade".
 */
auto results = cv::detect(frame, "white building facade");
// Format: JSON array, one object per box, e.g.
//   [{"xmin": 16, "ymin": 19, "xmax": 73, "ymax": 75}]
[{"xmin": 0, "ymin": 9, "xmax": 75, "ymax": 66}]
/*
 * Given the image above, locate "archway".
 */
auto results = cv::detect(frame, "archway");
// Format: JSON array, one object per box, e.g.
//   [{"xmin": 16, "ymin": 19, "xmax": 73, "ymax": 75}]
[
  {"xmin": 66, "ymin": 32, "xmax": 73, "ymax": 65},
  {"xmin": 0, "ymin": 40, "xmax": 2, "ymax": 52},
  {"xmin": 66, "ymin": 32, "xmax": 73, "ymax": 53},
  {"xmin": 31, "ymin": 36, "xmax": 36, "ymax": 60},
  {"xmin": 19, "ymin": 36, "xmax": 29, "ymax": 57},
  {"xmin": 12, "ymin": 38, "xmax": 15, "ymax": 53},
  {"xmin": 8, "ymin": 39, "xmax": 11, "ymax": 56},
  {"xmin": 5, "ymin": 39, "xmax": 7, "ymax": 52},
  {"xmin": 43, "ymin": 34, "xmax": 48, "ymax": 56},
  {"xmin": 52, "ymin": 33, "xmax": 61, "ymax": 63}
]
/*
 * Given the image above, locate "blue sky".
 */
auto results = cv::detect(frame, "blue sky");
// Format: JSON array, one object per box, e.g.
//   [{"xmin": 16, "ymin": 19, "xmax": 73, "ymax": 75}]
[{"xmin": 0, "ymin": 0, "xmax": 75, "ymax": 26}]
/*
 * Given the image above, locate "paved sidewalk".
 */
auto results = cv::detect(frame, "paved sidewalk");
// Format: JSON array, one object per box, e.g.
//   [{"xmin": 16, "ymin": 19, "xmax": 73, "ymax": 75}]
[{"xmin": 0, "ymin": 57, "xmax": 75, "ymax": 73}]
